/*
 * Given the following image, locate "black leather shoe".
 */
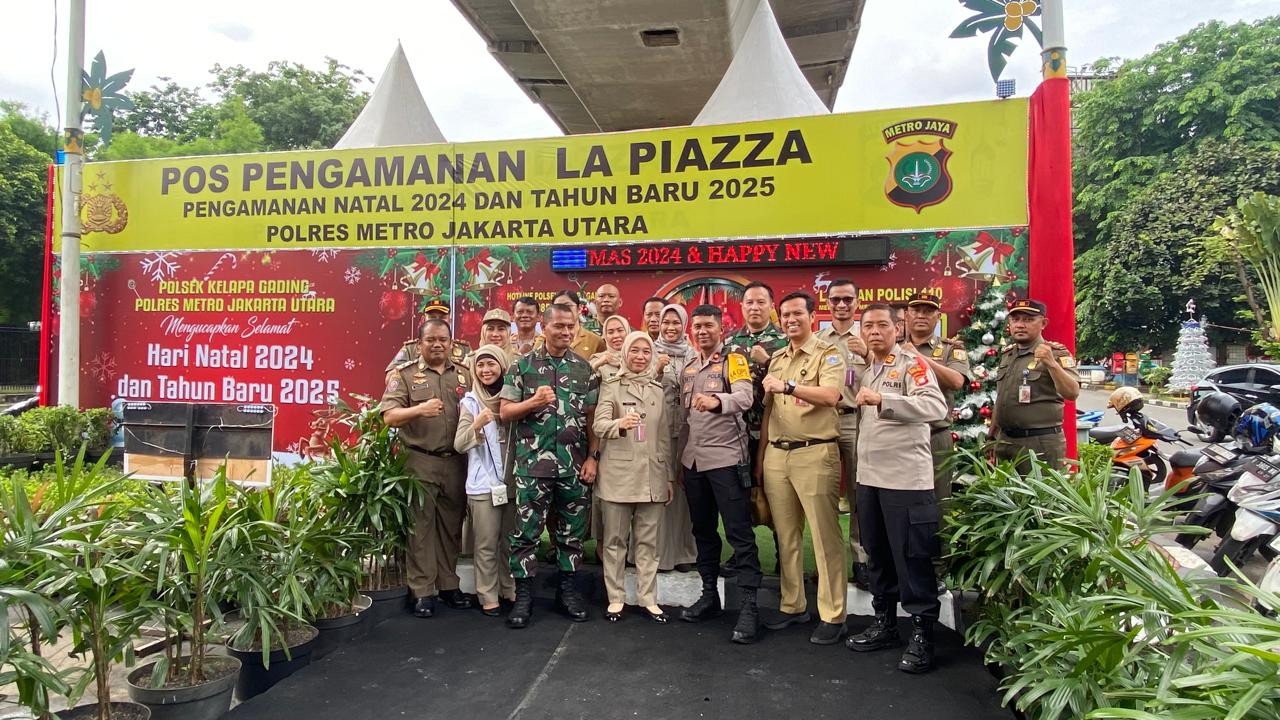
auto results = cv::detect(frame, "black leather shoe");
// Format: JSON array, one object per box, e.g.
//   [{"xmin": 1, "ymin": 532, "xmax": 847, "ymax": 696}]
[
  {"xmin": 673, "ymin": 563, "xmax": 697, "ymax": 573},
  {"xmin": 507, "ymin": 578, "xmax": 532, "ymax": 629},
  {"xmin": 440, "ymin": 589, "xmax": 473, "ymax": 609},
  {"xmin": 642, "ymin": 607, "xmax": 670, "ymax": 624},
  {"xmin": 481, "ymin": 605, "xmax": 502, "ymax": 617},
  {"xmin": 764, "ymin": 610, "xmax": 811, "ymax": 631},
  {"xmin": 851, "ymin": 562, "xmax": 871, "ymax": 591},
  {"xmin": 847, "ymin": 611, "xmax": 902, "ymax": 652},
  {"xmin": 555, "ymin": 572, "xmax": 589, "ymax": 622},
  {"xmin": 680, "ymin": 576, "xmax": 722, "ymax": 623},
  {"xmin": 810, "ymin": 621, "xmax": 846, "ymax": 645},
  {"xmin": 605, "ymin": 608, "xmax": 624, "ymax": 623},
  {"xmin": 898, "ymin": 616, "xmax": 935, "ymax": 674},
  {"xmin": 412, "ymin": 596, "xmax": 437, "ymax": 618}
]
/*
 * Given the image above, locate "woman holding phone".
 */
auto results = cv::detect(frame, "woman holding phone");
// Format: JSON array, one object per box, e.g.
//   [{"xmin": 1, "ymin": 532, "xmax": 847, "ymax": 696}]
[{"xmin": 593, "ymin": 331, "xmax": 676, "ymax": 622}]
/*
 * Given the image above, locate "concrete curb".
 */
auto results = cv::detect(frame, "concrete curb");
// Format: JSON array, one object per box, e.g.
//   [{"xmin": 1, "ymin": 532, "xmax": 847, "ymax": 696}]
[{"xmin": 1146, "ymin": 398, "xmax": 1190, "ymax": 410}]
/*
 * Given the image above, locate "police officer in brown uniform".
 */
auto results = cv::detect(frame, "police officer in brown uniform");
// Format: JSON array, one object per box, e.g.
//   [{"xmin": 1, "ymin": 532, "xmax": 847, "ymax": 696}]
[
  {"xmin": 992, "ymin": 299, "xmax": 1080, "ymax": 472},
  {"xmin": 381, "ymin": 318, "xmax": 473, "ymax": 618},
  {"xmin": 677, "ymin": 305, "xmax": 763, "ymax": 644},
  {"xmin": 845, "ymin": 303, "xmax": 948, "ymax": 674},
  {"xmin": 758, "ymin": 291, "xmax": 849, "ymax": 645},
  {"xmin": 902, "ymin": 290, "xmax": 972, "ymax": 507},
  {"xmin": 815, "ymin": 279, "xmax": 871, "ymax": 589}
]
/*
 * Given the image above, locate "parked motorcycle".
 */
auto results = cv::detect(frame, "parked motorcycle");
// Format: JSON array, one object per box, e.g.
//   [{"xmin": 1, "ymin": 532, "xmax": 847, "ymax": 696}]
[
  {"xmin": 1088, "ymin": 387, "xmax": 1196, "ymax": 489},
  {"xmin": 1209, "ymin": 453, "xmax": 1280, "ymax": 575}
]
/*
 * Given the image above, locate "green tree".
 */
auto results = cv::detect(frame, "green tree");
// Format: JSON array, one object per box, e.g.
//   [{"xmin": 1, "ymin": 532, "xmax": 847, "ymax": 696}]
[
  {"xmin": 97, "ymin": 96, "xmax": 265, "ymax": 161},
  {"xmin": 1074, "ymin": 139, "xmax": 1280, "ymax": 357},
  {"xmin": 0, "ymin": 122, "xmax": 51, "ymax": 324},
  {"xmin": 116, "ymin": 78, "xmax": 217, "ymax": 142},
  {"xmin": 1, "ymin": 102, "xmax": 57, "ymax": 160},
  {"xmin": 1073, "ymin": 18, "xmax": 1280, "ymax": 252},
  {"xmin": 209, "ymin": 58, "xmax": 370, "ymax": 150}
]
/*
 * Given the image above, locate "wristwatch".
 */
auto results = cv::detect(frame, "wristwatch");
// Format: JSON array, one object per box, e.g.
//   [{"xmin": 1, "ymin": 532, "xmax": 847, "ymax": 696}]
[
  {"xmin": 784, "ymin": 380, "xmax": 796, "ymax": 395},
  {"xmin": 591, "ymin": 450, "xmax": 601, "ymax": 462}
]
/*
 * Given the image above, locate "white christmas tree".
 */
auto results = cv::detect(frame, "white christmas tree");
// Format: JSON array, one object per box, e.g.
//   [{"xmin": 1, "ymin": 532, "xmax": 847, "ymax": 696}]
[{"xmin": 1168, "ymin": 301, "xmax": 1216, "ymax": 392}]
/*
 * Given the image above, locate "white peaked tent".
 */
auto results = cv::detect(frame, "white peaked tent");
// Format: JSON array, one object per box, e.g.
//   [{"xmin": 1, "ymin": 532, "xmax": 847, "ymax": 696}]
[
  {"xmin": 693, "ymin": 0, "xmax": 830, "ymax": 126},
  {"xmin": 335, "ymin": 43, "xmax": 446, "ymax": 149}
]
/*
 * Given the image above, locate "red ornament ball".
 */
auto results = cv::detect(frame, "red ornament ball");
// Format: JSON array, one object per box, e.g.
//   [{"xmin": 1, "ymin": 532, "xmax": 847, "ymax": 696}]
[
  {"xmin": 79, "ymin": 289, "xmax": 97, "ymax": 318},
  {"xmin": 379, "ymin": 291, "xmax": 409, "ymax": 321},
  {"xmin": 969, "ymin": 381, "xmax": 982, "ymax": 391},
  {"xmin": 986, "ymin": 348, "xmax": 998, "ymax": 357},
  {"xmin": 460, "ymin": 310, "xmax": 484, "ymax": 339},
  {"xmin": 980, "ymin": 406, "xmax": 992, "ymax": 418},
  {"xmin": 950, "ymin": 432, "xmax": 959, "ymax": 442}
]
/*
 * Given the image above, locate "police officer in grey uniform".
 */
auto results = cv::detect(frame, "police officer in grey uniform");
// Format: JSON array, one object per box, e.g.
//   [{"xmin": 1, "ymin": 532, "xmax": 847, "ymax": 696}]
[{"xmin": 677, "ymin": 305, "xmax": 763, "ymax": 644}]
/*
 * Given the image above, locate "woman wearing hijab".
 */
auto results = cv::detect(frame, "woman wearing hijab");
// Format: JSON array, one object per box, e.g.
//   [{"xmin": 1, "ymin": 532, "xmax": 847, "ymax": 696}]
[
  {"xmin": 594, "ymin": 332, "xmax": 675, "ymax": 622},
  {"xmin": 454, "ymin": 344, "xmax": 516, "ymax": 616},
  {"xmin": 648, "ymin": 303, "xmax": 698, "ymax": 573},
  {"xmin": 590, "ymin": 314, "xmax": 633, "ymax": 380}
]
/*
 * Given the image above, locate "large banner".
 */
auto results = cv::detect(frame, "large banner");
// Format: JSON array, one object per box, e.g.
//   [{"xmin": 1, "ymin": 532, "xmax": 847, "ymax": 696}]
[
  {"xmin": 57, "ymin": 99, "xmax": 1028, "ymax": 253},
  {"xmin": 63, "ymin": 228, "xmax": 1028, "ymax": 457}
]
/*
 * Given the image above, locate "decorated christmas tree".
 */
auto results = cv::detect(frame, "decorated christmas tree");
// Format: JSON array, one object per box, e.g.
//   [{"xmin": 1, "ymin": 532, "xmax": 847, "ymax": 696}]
[
  {"xmin": 951, "ymin": 284, "xmax": 1013, "ymax": 448},
  {"xmin": 1167, "ymin": 303, "xmax": 1216, "ymax": 392}
]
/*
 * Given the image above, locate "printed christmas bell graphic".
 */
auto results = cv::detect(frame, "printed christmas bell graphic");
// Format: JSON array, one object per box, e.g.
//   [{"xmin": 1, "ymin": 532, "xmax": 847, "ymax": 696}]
[{"xmin": 955, "ymin": 231, "xmax": 1015, "ymax": 284}]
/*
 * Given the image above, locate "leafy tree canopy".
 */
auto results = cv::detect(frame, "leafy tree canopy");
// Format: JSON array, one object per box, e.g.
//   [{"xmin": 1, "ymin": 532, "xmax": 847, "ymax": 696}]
[{"xmin": 0, "ymin": 117, "xmax": 53, "ymax": 323}]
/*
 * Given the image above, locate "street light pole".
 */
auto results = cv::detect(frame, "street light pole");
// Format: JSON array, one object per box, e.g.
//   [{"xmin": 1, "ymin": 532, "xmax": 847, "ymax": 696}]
[
  {"xmin": 57, "ymin": 0, "xmax": 86, "ymax": 407},
  {"xmin": 1040, "ymin": 0, "xmax": 1067, "ymax": 80}
]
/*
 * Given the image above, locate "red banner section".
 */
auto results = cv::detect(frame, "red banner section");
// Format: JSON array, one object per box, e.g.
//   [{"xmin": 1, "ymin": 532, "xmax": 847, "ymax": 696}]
[{"xmin": 61, "ymin": 228, "xmax": 1025, "ymax": 457}]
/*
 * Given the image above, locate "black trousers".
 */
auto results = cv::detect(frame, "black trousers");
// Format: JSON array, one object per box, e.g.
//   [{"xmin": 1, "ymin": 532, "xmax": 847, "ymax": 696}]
[
  {"xmin": 856, "ymin": 484, "xmax": 941, "ymax": 619},
  {"xmin": 684, "ymin": 464, "xmax": 763, "ymax": 589}
]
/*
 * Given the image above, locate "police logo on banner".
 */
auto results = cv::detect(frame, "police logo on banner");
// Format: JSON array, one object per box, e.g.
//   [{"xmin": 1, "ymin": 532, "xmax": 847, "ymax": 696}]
[{"xmin": 881, "ymin": 118, "xmax": 957, "ymax": 213}]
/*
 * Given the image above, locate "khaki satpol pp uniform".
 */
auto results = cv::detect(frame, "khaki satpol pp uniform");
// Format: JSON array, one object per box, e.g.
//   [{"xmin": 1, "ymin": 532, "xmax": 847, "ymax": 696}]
[
  {"xmin": 762, "ymin": 335, "xmax": 849, "ymax": 625},
  {"xmin": 816, "ymin": 323, "xmax": 868, "ymax": 564},
  {"xmin": 856, "ymin": 346, "xmax": 948, "ymax": 620},
  {"xmin": 992, "ymin": 300, "xmax": 1079, "ymax": 472},
  {"xmin": 380, "ymin": 356, "xmax": 472, "ymax": 600}
]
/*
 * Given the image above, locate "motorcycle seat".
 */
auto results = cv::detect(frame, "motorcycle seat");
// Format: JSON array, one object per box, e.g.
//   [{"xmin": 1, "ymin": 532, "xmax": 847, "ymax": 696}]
[
  {"xmin": 1089, "ymin": 425, "xmax": 1125, "ymax": 444},
  {"xmin": 1170, "ymin": 449, "xmax": 1202, "ymax": 468}
]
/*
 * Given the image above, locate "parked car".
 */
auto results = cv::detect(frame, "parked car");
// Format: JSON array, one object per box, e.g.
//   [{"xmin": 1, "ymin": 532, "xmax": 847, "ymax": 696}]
[{"xmin": 1188, "ymin": 363, "xmax": 1280, "ymax": 429}]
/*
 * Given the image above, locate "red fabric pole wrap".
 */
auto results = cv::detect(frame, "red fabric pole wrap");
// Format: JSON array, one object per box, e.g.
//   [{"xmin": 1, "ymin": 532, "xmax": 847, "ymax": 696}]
[
  {"xmin": 1028, "ymin": 77, "xmax": 1077, "ymax": 458},
  {"xmin": 39, "ymin": 165, "xmax": 54, "ymax": 407}
]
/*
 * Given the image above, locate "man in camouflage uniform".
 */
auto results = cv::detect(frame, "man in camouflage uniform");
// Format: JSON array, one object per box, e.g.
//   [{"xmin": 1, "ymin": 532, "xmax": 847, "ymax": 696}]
[
  {"xmin": 385, "ymin": 299, "xmax": 471, "ymax": 379},
  {"xmin": 499, "ymin": 302, "xmax": 601, "ymax": 628}
]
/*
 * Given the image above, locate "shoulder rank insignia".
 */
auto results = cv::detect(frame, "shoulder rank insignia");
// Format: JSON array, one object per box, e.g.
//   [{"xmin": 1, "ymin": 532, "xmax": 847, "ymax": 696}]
[
  {"xmin": 394, "ymin": 359, "xmax": 417, "ymax": 372},
  {"xmin": 726, "ymin": 353, "xmax": 750, "ymax": 384},
  {"xmin": 952, "ymin": 349, "xmax": 967, "ymax": 362},
  {"xmin": 884, "ymin": 354, "xmax": 896, "ymax": 365},
  {"xmin": 1060, "ymin": 355, "xmax": 1076, "ymax": 368},
  {"xmin": 932, "ymin": 346, "xmax": 944, "ymax": 358}
]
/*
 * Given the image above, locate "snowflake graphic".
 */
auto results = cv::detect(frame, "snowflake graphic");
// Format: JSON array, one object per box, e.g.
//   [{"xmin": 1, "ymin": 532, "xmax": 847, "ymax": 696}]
[
  {"xmin": 88, "ymin": 352, "xmax": 117, "ymax": 381},
  {"xmin": 139, "ymin": 252, "xmax": 179, "ymax": 282},
  {"xmin": 344, "ymin": 358, "xmax": 356, "ymax": 370},
  {"xmin": 343, "ymin": 267, "xmax": 362, "ymax": 285},
  {"xmin": 311, "ymin": 249, "xmax": 340, "ymax": 263}
]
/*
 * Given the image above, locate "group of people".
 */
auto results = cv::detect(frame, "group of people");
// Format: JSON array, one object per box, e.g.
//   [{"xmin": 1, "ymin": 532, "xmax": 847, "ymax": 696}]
[{"xmin": 378, "ymin": 280, "xmax": 1078, "ymax": 675}]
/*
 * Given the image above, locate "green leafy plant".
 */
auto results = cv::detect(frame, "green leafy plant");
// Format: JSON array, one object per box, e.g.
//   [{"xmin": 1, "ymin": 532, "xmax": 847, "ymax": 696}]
[
  {"xmin": 1139, "ymin": 365, "xmax": 1172, "ymax": 391},
  {"xmin": 0, "ymin": 585, "xmax": 68, "ymax": 720},
  {"xmin": 310, "ymin": 396, "xmax": 422, "ymax": 591},
  {"xmin": 947, "ymin": 450, "xmax": 1280, "ymax": 719},
  {"xmin": 1213, "ymin": 192, "xmax": 1280, "ymax": 343}
]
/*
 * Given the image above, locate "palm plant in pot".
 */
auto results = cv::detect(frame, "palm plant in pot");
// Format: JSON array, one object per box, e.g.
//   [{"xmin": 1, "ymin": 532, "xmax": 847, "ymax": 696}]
[
  {"xmin": 43, "ymin": 452, "xmax": 154, "ymax": 720},
  {"xmin": 125, "ymin": 472, "xmax": 242, "ymax": 720},
  {"xmin": 0, "ymin": 586, "xmax": 69, "ymax": 720},
  {"xmin": 221, "ymin": 477, "xmax": 319, "ymax": 701},
  {"xmin": 310, "ymin": 397, "xmax": 423, "ymax": 620}
]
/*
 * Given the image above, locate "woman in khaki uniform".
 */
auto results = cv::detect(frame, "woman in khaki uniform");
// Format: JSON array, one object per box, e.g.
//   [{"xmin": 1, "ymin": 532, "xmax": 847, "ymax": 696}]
[
  {"xmin": 454, "ymin": 345, "xmax": 516, "ymax": 616},
  {"xmin": 593, "ymin": 331, "xmax": 676, "ymax": 623},
  {"xmin": 588, "ymin": 314, "xmax": 633, "ymax": 549}
]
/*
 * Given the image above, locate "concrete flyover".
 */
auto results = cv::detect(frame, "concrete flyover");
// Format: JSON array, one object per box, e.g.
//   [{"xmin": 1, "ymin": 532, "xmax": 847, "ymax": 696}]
[{"xmin": 449, "ymin": 0, "xmax": 865, "ymax": 133}]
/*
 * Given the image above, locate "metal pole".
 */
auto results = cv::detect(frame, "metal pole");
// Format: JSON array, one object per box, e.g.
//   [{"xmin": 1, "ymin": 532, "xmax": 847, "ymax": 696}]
[
  {"xmin": 57, "ymin": 0, "xmax": 86, "ymax": 407},
  {"xmin": 1040, "ymin": 0, "xmax": 1066, "ymax": 79}
]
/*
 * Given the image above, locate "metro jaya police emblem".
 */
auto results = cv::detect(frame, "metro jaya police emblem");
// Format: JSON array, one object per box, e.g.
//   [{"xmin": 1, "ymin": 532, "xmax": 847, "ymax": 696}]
[{"xmin": 882, "ymin": 118, "xmax": 956, "ymax": 213}]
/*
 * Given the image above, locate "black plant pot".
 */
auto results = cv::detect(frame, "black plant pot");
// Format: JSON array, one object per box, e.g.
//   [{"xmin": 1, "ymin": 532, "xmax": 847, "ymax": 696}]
[
  {"xmin": 363, "ymin": 585, "xmax": 409, "ymax": 625},
  {"xmin": 225, "ymin": 624, "xmax": 319, "ymax": 701},
  {"xmin": 59, "ymin": 701, "xmax": 152, "ymax": 720},
  {"xmin": 311, "ymin": 594, "xmax": 373, "ymax": 660},
  {"xmin": 126, "ymin": 654, "xmax": 240, "ymax": 720}
]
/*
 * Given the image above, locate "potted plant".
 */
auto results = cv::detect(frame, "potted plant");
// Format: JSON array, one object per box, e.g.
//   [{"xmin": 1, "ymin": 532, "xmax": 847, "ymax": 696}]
[
  {"xmin": 125, "ymin": 473, "xmax": 241, "ymax": 720},
  {"xmin": 42, "ymin": 451, "xmax": 153, "ymax": 720},
  {"xmin": 310, "ymin": 397, "xmax": 423, "ymax": 622},
  {"xmin": 220, "ymin": 478, "xmax": 318, "ymax": 701}
]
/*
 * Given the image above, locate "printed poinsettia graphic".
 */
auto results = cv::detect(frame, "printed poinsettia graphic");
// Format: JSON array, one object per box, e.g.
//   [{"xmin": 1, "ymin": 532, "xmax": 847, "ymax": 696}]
[{"xmin": 80, "ymin": 51, "xmax": 134, "ymax": 147}]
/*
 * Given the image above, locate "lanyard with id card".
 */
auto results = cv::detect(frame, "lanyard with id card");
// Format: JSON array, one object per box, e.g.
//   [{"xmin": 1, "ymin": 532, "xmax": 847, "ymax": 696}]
[{"xmin": 1018, "ymin": 369, "xmax": 1031, "ymax": 404}]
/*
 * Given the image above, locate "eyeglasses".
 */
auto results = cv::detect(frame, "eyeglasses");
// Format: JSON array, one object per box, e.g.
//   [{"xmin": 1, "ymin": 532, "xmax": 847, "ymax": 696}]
[{"xmin": 829, "ymin": 297, "xmax": 856, "ymax": 306}]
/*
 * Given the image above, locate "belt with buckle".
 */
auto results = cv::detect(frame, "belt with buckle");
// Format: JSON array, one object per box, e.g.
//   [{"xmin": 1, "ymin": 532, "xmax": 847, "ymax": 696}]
[
  {"xmin": 930, "ymin": 425, "xmax": 952, "ymax": 435},
  {"xmin": 838, "ymin": 407, "xmax": 857, "ymax": 416},
  {"xmin": 769, "ymin": 438, "xmax": 838, "ymax": 451},
  {"xmin": 1001, "ymin": 426, "xmax": 1061, "ymax": 439},
  {"xmin": 407, "ymin": 444, "xmax": 458, "ymax": 458}
]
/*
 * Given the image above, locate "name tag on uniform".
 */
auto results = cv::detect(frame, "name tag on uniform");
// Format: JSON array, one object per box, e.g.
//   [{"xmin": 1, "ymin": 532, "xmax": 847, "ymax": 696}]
[
  {"xmin": 1018, "ymin": 384, "xmax": 1031, "ymax": 404},
  {"xmin": 846, "ymin": 367, "xmax": 857, "ymax": 387},
  {"xmin": 491, "ymin": 484, "xmax": 509, "ymax": 506},
  {"xmin": 794, "ymin": 397, "xmax": 809, "ymax": 408}
]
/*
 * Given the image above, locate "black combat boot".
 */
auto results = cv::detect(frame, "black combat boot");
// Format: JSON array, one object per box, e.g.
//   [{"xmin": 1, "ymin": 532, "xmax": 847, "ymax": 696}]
[
  {"xmin": 730, "ymin": 587, "xmax": 760, "ymax": 644},
  {"xmin": 555, "ymin": 572, "xmax": 589, "ymax": 622},
  {"xmin": 506, "ymin": 578, "xmax": 533, "ymax": 629},
  {"xmin": 680, "ymin": 574, "xmax": 722, "ymax": 623},
  {"xmin": 898, "ymin": 616, "xmax": 935, "ymax": 674},
  {"xmin": 845, "ymin": 608, "xmax": 902, "ymax": 653}
]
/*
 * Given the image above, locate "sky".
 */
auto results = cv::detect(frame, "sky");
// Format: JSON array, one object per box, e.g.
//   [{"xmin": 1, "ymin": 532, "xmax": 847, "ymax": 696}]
[{"xmin": 1, "ymin": 0, "xmax": 1275, "ymax": 143}]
